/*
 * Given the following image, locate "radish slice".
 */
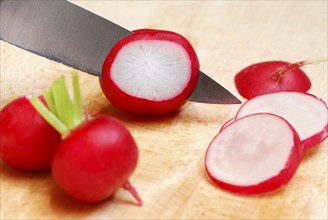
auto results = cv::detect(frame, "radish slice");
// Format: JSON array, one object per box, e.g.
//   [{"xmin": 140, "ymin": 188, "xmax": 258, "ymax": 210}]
[
  {"xmin": 236, "ymin": 92, "xmax": 328, "ymax": 150},
  {"xmin": 100, "ymin": 29, "xmax": 199, "ymax": 115},
  {"xmin": 205, "ymin": 113, "xmax": 302, "ymax": 194}
]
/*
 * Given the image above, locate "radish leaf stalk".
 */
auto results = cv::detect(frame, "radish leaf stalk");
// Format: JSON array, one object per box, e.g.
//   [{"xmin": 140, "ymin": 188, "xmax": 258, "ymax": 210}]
[
  {"xmin": 51, "ymin": 76, "xmax": 75, "ymax": 130},
  {"xmin": 30, "ymin": 73, "xmax": 84, "ymax": 137},
  {"xmin": 72, "ymin": 73, "xmax": 83, "ymax": 127},
  {"xmin": 43, "ymin": 88, "xmax": 57, "ymax": 115},
  {"xmin": 30, "ymin": 96, "xmax": 69, "ymax": 137}
]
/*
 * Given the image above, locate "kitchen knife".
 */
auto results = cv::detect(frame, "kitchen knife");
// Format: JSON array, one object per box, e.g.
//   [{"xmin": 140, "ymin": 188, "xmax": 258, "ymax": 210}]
[{"xmin": 0, "ymin": 0, "xmax": 240, "ymax": 104}]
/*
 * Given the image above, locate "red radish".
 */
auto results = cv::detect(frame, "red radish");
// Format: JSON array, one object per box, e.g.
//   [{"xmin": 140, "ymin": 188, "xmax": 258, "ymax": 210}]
[
  {"xmin": 30, "ymin": 74, "xmax": 142, "ymax": 205},
  {"xmin": 100, "ymin": 29, "xmax": 199, "ymax": 115},
  {"xmin": 234, "ymin": 60, "xmax": 311, "ymax": 99},
  {"xmin": 0, "ymin": 96, "xmax": 61, "ymax": 171},
  {"xmin": 205, "ymin": 113, "xmax": 303, "ymax": 194},
  {"xmin": 51, "ymin": 116, "xmax": 141, "ymax": 204},
  {"xmin": 236, "ymin": 92, "xmax": 328, "ymax": 150}
]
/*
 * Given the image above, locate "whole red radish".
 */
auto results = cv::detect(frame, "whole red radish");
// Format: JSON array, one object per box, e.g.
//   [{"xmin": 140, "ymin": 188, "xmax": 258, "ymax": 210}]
[
  {"xmin": 51, "ymin": 116, "xmax": 141, "ymax": 204},
  {"xmin": 205, "ymin": 113, "xmax": 302, "ymax": 194},
  {"xmin": 0, "ymin": 96, "xmax": 61, "ymax": 171},
  {"xmin": 234, "ymin": 61, "xmax": 311, "ymax": 99},
  {"xmin": 30, "ymin": 74, "xmax": 142, "ymax": 205},
  {"xmin": 236, "ymin": 92, "xmax": 328, "ymax": 150},
  {"xmin": 100, "ymin": 29, "xmax": 199, "ymax": 115}
]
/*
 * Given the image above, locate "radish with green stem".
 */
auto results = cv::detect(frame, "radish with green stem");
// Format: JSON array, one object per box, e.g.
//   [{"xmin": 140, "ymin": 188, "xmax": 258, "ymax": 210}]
[
  {"xmin": 236, "ymin": 92, "xmax": 328, "ymax": 150},
  {"xmin": 30, "ymin": 74, "xmax": 142, "ymax": 205},
  {"xmin": 0, "ymin": 96, "xmax": 61, "ymax": 171},
  {"xmin": 100, "ymin": 29, "xmax": 199, "ymax": 115},
  {"xmin": 234, "ymin": 59, "xmax": 327, "ymax": 99},
  {"xmin": 205, "ymin": 113, "xmax": 303, "ymax": 194}
]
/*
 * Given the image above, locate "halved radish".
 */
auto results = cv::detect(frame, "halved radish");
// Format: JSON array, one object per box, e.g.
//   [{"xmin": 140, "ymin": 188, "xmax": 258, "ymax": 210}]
[
  {"xmin": 234, "ymin": 61, "xmax": 311, "ymax": 99},
  {"xmin": 205, "ymin": 113, "xmax": 302, "ymax": 194},
  {"xmin": 236, "ymin": 92, "xmax": 328, "ymax": 150},
  {"xmin": 100, "ymin": 29, "xmax": 199, "ymax": 115}
]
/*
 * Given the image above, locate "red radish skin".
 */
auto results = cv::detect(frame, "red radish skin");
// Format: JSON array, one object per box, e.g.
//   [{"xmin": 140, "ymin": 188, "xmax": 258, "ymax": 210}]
[
  {"xmin": 234, "ymin": 61, "xmax": 311, "ymax": 99},
  {"xmin": 0, "ymin": 96, "xmax": 61, "ymax": 171},
  {"xmin": 205, "ymin": 113, "xmax": 303, "ymax": 195},
  {"xmin": 100, "ymin": 29, "xmax": 199, "ymax": 115},
  {"xmin": 236, "ymin": 92, "xmax": 328, "ymax": 150},
  {"xmin": 51, "ymin": 116, "xmax": 142, "ymax": 204}
]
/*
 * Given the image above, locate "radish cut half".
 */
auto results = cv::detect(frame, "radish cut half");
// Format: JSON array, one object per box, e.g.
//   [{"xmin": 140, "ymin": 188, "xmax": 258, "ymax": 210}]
[
  {"xmin": 236, "ymin": 92, "xmax": 328, "ymax": 150},
  {"xmin": 100, "ymin": 29, "xmax": 199, "ymax": 115},
  {"xmin": 205, "ymin": 113, "xmax": 302, "ymax": 195},
  {"xmin": 111, "ymin": 40, "xmax": 191, "ymax": 100}
]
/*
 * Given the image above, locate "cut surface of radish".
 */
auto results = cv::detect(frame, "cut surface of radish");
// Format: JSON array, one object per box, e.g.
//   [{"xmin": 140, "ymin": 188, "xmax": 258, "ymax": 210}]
[
  {"xmin": 100, "ymin": 29, "xmax": 199, "ymax": 115},
  {"xmin": 236, "ymin": 92, "xmax": 328, "ymax": 150},
  {"xmin": 205, "ymin": 113, "xmax": 302, "ymax": 194},
  {"xmin": 111, "ymin": 40, "xmax": 191, "ymax": 101}
]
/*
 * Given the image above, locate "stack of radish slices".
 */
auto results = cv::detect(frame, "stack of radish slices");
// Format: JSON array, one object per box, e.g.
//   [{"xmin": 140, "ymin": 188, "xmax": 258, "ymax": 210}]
[{"xmin": 205, "ymin": 92, "xmax": 328, "ymax": 195}]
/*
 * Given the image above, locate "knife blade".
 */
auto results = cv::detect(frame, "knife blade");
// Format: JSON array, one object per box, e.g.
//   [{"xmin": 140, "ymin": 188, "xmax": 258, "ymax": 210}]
[{"xmin": 0, "ymin": 0, "xmax": 240, "ymax": 104}]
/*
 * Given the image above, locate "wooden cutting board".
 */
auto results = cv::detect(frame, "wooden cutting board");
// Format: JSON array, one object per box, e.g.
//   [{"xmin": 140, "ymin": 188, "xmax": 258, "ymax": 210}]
[{"xmin": 1, "ymin": 1, "xmax": 327, "ymax": 219}]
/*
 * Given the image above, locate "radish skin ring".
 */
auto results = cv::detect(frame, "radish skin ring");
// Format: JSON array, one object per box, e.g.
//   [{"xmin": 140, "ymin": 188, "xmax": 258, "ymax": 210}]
[{"xmin": 100, "ymin": 29, "xmax": 199, "ymax": 115}]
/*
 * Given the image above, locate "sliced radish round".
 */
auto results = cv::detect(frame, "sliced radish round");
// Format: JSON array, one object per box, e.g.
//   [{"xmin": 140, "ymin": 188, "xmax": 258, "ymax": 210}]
[
  {"xmin": 234, "ymin": 61, "xmax": 311, "ymax": 99},
  {"xmin": 205, "ymin": 113, "xmax": 302, "ymax": 195},
  {"xmin": 236, "ymin": 92, "xmax": 328, "ymax": 150},
  {"xmin": 100, "ymin": 29, "xmax": 199, "ymax": 115}
]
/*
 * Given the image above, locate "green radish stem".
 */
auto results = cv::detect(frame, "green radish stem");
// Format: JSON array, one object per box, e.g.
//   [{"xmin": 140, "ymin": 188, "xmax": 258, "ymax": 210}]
[
  {"xmin": 272, "ymin": 58, "xmax": 328, "ymax": 81},
  {"xmin": 30, "ymin": 96, "xmax": 69, "ymax": 136},
  {"xmin": 30, "ymin": 73, "xmax": 84, "ymax": 138},
  {"xmin": 72, "ymin": 74, "xmax": 83, "ymax": 127},
  {"xmin": 43, "ymin": 88, "xmax": 57, "ymax": 115}
]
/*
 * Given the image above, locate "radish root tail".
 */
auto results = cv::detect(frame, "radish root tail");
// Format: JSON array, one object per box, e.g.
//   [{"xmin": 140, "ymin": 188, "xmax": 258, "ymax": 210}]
[
  {"xmin": 272, "ymin": 58, "xmax": 328, "ymax": 81},
  {"xmin": 123, "ymin": 181, "xmax": 143, "ymax": 206}
]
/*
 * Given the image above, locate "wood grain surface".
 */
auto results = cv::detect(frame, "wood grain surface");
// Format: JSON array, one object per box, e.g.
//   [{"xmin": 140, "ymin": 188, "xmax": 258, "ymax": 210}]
[{"xmin": 1, "ymin": 1, "xmax": 327, "ymax": 219}]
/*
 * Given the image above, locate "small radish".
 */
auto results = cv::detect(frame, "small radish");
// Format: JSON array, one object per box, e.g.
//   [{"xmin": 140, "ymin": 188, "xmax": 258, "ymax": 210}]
[
  {"xmin": 100, "ymin": 29, "xmax": 199, "ymax": 115},
  {"xmin": 0, "ymin": 96, "xmax": 61, "ymax": 171},
  {"xmin": 234, "ymin": 60, "xmax": 313, "ymax": 99},
  {"xmin": 51, "ymin": 116, "xmax": 140, "ymax": 203},
  {"xmin": 30, "ymin": 74, "xmax": 142, "ymax": 205},
  {"xmin": 236, "ymin": 92, "xmax": 328, "ymax": 150},
  {"xmin": 205, "ymin": 113, "xmax": 303, "ymax": 194}
]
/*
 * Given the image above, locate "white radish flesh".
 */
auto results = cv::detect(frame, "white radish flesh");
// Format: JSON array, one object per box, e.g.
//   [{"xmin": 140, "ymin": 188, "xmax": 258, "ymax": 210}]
[
  {"xmin": 111, "ymin": 40, "xmax": 191, "ymax": 101},
  {"xmin": 205, "ymin": 113, "xmax": 302, "ymax": 194},
  {"xmin": 236, "ymin": 92, "xmax": 328, "ymax": 150}
]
